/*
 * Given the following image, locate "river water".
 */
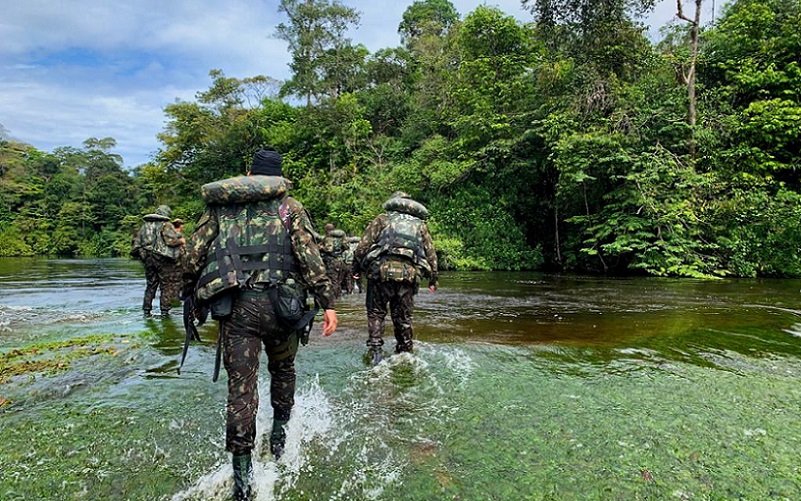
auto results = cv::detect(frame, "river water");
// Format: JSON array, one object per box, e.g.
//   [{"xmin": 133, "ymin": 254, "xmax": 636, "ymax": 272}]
[{"xmin": 1, "ymin": 258, "xmax": 801, "ymax": 499}]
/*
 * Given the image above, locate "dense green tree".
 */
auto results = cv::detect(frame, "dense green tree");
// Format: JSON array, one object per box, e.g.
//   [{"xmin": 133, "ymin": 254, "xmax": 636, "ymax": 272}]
[
  {"xmin": 0, "ymin": 138, "xmax": 140, "ymax": 257},
  {"xmin": 276, "ymin": 0, "xmax": 361, "ymax": 104},
  {"xmin": 398, "ymin": 0, "xmax": 459, "ymax": 45}
]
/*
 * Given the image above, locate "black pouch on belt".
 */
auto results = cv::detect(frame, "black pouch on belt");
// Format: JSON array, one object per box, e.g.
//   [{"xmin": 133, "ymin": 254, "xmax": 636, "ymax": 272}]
[{"xmin": 270, "ymin": 282, "xmax": 306, "ymax": 328}]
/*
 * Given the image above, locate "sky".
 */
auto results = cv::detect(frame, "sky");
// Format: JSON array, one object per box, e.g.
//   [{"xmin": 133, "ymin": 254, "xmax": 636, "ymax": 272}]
[{"xmin": 0, "ymin": 0, "xmax": 720, "ymax": 168}]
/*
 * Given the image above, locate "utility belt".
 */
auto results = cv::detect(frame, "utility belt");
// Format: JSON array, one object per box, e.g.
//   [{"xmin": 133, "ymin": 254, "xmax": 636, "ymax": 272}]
[
  {"xmin": 367, "ymin": 255, "xmax": 422, "ymax": 283},
  {"xmin": 207, "ymin": 279, "xmax": 315, "ymax": 330},
  {"xmin": 234, "ymin": 281, "xmax": 313, "ymax": 330}
]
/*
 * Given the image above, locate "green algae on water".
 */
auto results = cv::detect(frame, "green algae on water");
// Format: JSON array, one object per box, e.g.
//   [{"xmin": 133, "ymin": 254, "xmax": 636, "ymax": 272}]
[{"xmin": 0, "ymin": 334, "xmax": 126, "ymax": 384}]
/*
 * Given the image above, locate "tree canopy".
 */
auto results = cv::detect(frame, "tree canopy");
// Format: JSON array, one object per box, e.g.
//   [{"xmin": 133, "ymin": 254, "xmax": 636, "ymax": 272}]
[{"xmin": 2, "ymin": 0, "xmax": 800, "ymax": 278}]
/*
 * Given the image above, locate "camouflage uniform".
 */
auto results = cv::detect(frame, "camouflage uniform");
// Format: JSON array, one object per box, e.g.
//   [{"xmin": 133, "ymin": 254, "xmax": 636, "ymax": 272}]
[
  {"xmin": 142, "ymin": 253, "xmax": 181, "ymax": 313},
  {"xmin": 132, "ymin": 206, "xmax": 183, "ymax": 314},
  {"xmin": 183, "ymin": 176, "xmax": 334, "ymax": 456},
  {"xmin": 321, "ymin": 230, "xmax": 347, "ymax": 300},
  {"xmin": 164, "ymin": 220, "xmax": 186, "ymax": 301},
  {"xmin": 341, "ymin": 239, "xmax": 355, "ymax": 294},
  {"xmin": 353, "ymin": 202, "xmax": 438, "ymax": 353}
]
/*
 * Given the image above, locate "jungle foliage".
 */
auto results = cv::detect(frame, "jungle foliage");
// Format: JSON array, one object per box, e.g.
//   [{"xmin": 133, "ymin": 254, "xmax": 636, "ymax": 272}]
[{"xmin": 1, "ymin": 0, "xmax": 799, "ymax": 277}]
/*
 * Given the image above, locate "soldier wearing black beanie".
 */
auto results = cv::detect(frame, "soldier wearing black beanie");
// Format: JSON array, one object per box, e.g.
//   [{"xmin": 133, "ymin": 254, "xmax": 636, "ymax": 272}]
[{"xmin": 250, "ymin": 149, "xmax": 282, "ymax": 176}]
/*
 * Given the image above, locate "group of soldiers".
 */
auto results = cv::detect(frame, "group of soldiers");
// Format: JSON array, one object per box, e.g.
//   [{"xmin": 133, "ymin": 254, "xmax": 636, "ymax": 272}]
[
  {"xmin": 131, "ymin": 149, "xmax": 438, "ymax": 501},
  {"xmin": 319, "ymin": 223, "xmax": 362, "ymax": 297},
  {"xmin": 133, "ymin": 213, "xmax": 364, "ymax": 318}
]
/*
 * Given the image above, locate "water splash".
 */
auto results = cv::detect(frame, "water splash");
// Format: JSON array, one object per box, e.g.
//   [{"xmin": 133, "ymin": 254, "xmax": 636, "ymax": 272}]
[
  {"xmin": 171, "ymin": 376, "xmax": 337, "ymax": 501},
  {"xmin": 782, "ymin": 323, "xmax": 801, "ymax": 338}
]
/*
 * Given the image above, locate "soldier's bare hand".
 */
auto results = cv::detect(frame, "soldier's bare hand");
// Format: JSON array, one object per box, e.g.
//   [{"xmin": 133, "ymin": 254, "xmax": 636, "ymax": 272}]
[
  {"xmin": 322, "ymin": 309, "xmax": 337, "ymax": 336},
  {"xmin": 428, "ymin": 285, "xmax": 437, "ymax": 293}
]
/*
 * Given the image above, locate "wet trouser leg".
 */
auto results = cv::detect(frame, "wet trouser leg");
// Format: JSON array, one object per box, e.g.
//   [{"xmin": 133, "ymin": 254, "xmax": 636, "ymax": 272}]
[
  {"xmin": 224, "ymin": 309, "xmax": 261, "ymax": 456},
  {"xmin": 366, "ymin": 279, "xmax": 390, "ymax": 348},
  {"xmin": 337, "ymin": 260, "xmax": 348, "ymax": 295},
  {"xmin": 224, "ymin": 290, "xmax": 298, "ymax": 455},
  {"xmin": 389, "ymin": 282, "xmax": 415, "ymax": 352},
  {"xmin": 344, "ymin": 271, "xmax": 354, "ymax": 294},
  {"xmin": 142, "ymin": 253, "xmax": 160, "ymax": 312},
  {"xmin": 158, "ymin": 258, "xmax": 180, "ymax": 312},
  {"xmin": 325, "ymin": 258, "xmax": 345, "ymax": 300}
]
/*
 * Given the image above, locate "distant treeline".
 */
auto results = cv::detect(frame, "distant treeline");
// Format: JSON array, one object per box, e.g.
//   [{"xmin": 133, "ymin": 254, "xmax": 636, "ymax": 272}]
[{"xmin": 1, "ymin": 0, "xmax": 800, "ymax": 277}]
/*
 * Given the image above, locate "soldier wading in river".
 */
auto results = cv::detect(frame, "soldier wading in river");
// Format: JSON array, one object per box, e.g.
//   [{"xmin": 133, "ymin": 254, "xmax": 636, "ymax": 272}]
[
  {"xmin": 131, "ymin": 205, "xmax": 185, "ymax": 317},
  {"xmin": 182, "ymin": 149, "xmax": 338, "ymax": 500},
  {"xmin": 353, "ymin": 192, "xmax": 438, "ymax": 365},
  {"xmin": 320, "ymin": 223, "xmax": 347, "ymax": 299}
]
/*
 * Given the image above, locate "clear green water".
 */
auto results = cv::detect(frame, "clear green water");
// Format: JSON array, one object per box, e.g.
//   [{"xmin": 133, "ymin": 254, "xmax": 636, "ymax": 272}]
[{"xmin": 1, "ymin": 259, "xmax": 801, "ymax": 499}]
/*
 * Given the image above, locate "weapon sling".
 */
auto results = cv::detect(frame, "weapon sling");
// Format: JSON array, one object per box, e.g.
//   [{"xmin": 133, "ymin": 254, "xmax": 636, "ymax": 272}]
[
  {"xmin": 178, "ymin": 299, "xmax": 201, "ymax": 375},
  {"xmin": 212, "ymin": 318, "xmax": 225, "ymax": 382}
]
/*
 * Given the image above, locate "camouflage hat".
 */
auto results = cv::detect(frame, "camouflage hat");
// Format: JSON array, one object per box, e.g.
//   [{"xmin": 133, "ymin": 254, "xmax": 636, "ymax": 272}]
[
  {"xmin": 390, "ymin": 191, "xmax": 410, "ymax": 199},
  {"xmin": 156, "ymin": 205, "xmax": 172, "ymax": 218},
  {"xmin": 172, "ymin": 218, "xmax": 184, "ymax": 226}
]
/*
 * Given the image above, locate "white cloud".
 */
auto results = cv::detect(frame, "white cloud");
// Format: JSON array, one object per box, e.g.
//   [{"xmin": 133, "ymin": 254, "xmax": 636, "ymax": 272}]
[
  {"xmin": 0, "ymin": 0, "xmax": 294, "ymax": 166},
  {"xmin": 0, "ymin": 80, "xmax": 196, "ymax": 166}
]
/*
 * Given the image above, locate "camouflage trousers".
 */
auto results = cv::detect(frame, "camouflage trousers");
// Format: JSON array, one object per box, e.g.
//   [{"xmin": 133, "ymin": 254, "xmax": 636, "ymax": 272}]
[
  {"xmin": 141, "ymin": 252, "xmax": 180, "ymax": 313},
  {"xmin": 342, "ymin": 265, "xmax": 354, "ymax": 294},
  {"xmin": 323, "ymin": 256, "xmax": 346, "ymax": 300},
  {"xmin": 223, "ymin": 289, "xmax": 299, "ymax": 455},
  {"xmin": 366, "ymin": 279, "xmax": 417, "ymax": 352}
]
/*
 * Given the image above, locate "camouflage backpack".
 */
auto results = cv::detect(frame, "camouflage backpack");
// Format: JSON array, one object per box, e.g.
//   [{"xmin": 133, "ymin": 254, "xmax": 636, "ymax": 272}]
[
  {"xmin": 195, "ymin": 176, "xmax": 298, "ymax": 302},
  {"xmin": 134, "ymin": 211, "xmax": 179, "ymax": 260},
  {"xmin": 322, "ymin": 229, "xmax": 346, "ymax": 257},
  {"xmin": 364, "ymin": 210, "xmax": 430, "ymax": 276}
]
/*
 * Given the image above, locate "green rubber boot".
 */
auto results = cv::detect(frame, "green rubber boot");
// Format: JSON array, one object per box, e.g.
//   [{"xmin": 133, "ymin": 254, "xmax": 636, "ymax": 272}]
[
  {"xmin": 270, "ymin": 418, "xmax": 289, "ymax": 460},
  {"xmin": 232, "ymin": 453, "xmax": 252, "ymax": 501}
]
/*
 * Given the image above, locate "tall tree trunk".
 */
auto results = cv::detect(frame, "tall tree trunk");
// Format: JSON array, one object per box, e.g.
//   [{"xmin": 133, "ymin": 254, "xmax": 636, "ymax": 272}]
[
  {"xmin": 554, "ymin": 202, "xmax": 562, "ymax": 267},
  {"xmin": 677, "ymin": 0, "xmax": 703, "ymax": 158}
]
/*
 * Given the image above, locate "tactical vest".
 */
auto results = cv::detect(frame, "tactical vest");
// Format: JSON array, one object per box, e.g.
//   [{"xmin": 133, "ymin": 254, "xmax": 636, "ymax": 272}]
[
  {"xmin": 137, "ymin": 215, "xmax": 179, "ymax": 260},
  {"xmin": 365, "ymin": 211, "xmax": 430, "ymax": 274},
  {"xmin": 195, "ymin": 177, "xmax": 298, "ymax": 302}
]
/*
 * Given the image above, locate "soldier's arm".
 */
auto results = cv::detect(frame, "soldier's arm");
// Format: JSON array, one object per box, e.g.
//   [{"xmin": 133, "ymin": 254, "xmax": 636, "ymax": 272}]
[
  {"xmin": 421, "ymin": 223, "xmax": 439, "ymax": 287},
  {"xmin": 162, "ymin": 223, "xmax": 185, "ymax": 247},
  {"xmin": 352, "ymin": 215, "xmax": 387, "ymax": 274},
  {"xmin": 285, "ymin": 197, "xmax": 336, "ymax": 310},
  {"xmin": 182, "ymin": 208, "xmax": 218, "ymax": 285}
]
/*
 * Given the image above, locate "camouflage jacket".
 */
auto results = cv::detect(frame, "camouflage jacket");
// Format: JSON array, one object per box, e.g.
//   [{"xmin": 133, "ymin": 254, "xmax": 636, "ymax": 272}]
[
  {"xmin": 353, "ymin": 213, "xmax": 438, "ymax": 286},
  {"xmin": 320, "ymin": 230, "xmax": 346, "ymax": 258},
  {"xmin": 133, "ymin": 216, "xmax": 183, "ymax": 260},
  {"xmin": 183, "ymin": 195, "xmax": 336, "ymax": 310}
]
